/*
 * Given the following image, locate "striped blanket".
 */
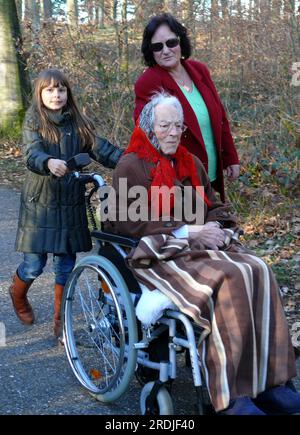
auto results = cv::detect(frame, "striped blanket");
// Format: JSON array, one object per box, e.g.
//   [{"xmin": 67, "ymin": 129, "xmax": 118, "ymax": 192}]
[{"xmin": 127, "ymin": 234, "xmax": 296, "ymax": 412}]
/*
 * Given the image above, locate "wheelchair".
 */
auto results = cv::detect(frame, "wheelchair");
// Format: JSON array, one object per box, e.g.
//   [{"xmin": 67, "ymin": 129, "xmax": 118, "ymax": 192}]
[{"xmin": 61, "ymin": 171, "xmax": 212, "ymax": 415}]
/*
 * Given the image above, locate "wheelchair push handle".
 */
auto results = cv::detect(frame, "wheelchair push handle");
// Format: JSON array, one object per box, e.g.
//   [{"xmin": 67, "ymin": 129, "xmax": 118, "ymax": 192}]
[
  {"xmin": 73, "ymin": 172, "xmax": 106, "ymax": 188},
  {"xmin": 66, "ymin": 153, "xmax": 91, "ymax": 171},
  {"xmin": 67, "ymin": 154, "xmax": 106, "ymax": 189}
]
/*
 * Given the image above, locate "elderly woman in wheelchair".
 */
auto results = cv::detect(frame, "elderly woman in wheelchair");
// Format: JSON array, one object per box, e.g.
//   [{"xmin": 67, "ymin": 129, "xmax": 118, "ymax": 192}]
[{"xmin": 62, "ymin": 92, "xmax": 300, "ymax": 415}]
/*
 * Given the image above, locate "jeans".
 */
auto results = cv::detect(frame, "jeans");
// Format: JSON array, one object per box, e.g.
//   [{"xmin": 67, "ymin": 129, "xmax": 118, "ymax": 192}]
[{"xmin": 17, "ymin": 253, "xmax": 76, "ymax": 286}]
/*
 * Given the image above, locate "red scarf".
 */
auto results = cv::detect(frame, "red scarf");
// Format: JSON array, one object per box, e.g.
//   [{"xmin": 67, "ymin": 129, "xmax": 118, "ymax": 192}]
[{"xmin": 125, "ymin": 123, "xmax": 212, "ymax": 216}]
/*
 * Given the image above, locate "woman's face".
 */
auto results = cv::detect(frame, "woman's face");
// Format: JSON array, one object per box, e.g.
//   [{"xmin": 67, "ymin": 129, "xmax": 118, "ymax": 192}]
[
  {"xmin": 153, "ymin": 103, "xmax": 183, "ymax": 155},
  {"xmin": 41, "ymin": 79, "xmax": 68, "ymax": 113},
  {"xmin": 151, "ymin": 24, "xmax": 181, "ymax": 71}
]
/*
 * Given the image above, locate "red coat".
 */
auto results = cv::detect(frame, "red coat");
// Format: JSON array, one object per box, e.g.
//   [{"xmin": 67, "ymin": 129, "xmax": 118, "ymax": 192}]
[{"xmin": 134, "ymin": 59, "xmax": 239, "ymax": 202}]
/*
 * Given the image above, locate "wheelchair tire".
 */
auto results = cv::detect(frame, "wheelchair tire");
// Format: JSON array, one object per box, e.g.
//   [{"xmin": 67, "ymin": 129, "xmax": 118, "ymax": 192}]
[
  {"xmin": 140, "ymin": 382, "xmax": 174, "ymax": 415},
  {"xmin": 62, "ymin": 255, "xmax": 138, "ymax": 403}
]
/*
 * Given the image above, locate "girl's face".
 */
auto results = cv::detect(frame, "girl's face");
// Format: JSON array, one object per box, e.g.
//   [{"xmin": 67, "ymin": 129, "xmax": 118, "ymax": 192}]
[{"xmin": 41, "ymin": 79, "xmax": 68, "ymax": 113}]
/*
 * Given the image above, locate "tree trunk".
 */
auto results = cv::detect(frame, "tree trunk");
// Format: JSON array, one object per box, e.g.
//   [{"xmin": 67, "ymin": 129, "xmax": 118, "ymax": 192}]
[
  {"xmin": 97, "ymin": 0, "xmax": 105, "ymax": 28},
  {"xmin": 236, "ymin": 0, "xmax": 242, "ymax": 17},
  {"xmin": 24, "ymin": 0, "xmax": 39, "ymax": 31},
  {"xmin": 67, "ymin": 0, "xmax": 78, "ymax": 27},
  {"xmin": 0, "ymin": 0, "xmax": 30, "ymax": 131},
  {"xmin": 272, "ymin": 0, "xmax": 282, "ymax": 18},
  {"xmin": 221, "ymin": 0, "xmax": 229, "ymax": 19},
  {"xmin": 41, "ymin": 0, "xmax": 52, "ymax": 20},
  {"xmin": 15, "ymin": 0, "xmax": 23, "ymax": 21},
  {"xmin": 284, "ymin": 0, "xmax": 295, "ymax": 15},
  {"xmin": 121, "ymin": 0, "xmax": 129, "ymax": 85},
  {"xmin": 211, "ymin": 0, "xmax": 219, "ymax": 19},
  {"xmin": 260, "ymin": 0, "xmax": 272, "ymax": 18},
  {"xmin": 182, "ymin": 0, "xmax": 195, "ymax": 42},
  {"xmin": 253, "ymin": 0, "xmax": 260, "ymax": 19},
  {"xmin": 85, "ymin": 0, "xmax": 94, "ymax": 24}
]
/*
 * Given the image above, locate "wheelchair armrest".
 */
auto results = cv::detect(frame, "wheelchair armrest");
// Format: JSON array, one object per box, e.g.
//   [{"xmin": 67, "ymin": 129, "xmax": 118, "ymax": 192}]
[{"xmin": 91, "ymin": 230, "xmax": 139, "ymax": 248}]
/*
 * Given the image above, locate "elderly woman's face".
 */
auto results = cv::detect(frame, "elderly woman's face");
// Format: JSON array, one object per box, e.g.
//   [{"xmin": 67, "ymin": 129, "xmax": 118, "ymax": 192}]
[
  {"xmin": 151, "ymin": 24, "xmax": 181, "ymax": 71},
  {"xmin": 153, "ymin": 103, "xmax": 183, "ymax": 155}
]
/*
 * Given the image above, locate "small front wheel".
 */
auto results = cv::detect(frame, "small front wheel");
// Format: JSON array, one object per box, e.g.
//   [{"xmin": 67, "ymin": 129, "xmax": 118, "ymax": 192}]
[{"xmin": 140, "ymin": 381, "xmax": 174, "ymax": 415}]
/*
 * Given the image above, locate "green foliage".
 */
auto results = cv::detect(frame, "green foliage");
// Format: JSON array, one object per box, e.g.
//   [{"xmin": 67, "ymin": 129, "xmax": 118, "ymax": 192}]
[{"xmin": 0, "ymin": 108, "xmax": 24, "ymax": 141}]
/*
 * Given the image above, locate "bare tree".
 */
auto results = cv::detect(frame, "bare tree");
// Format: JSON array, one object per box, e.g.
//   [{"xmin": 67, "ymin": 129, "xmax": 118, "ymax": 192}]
[
  {"xmin": 221, "ymin": 0, "xmax": 229, "ymax": 19},
  {"xmin": 15, "ymin": 0, "xmax": 23, "ymax": 21},
  {"xmin": 284, "ymin": 0, "xmax": 296, "ymax": 15},
  {"xmin": 41, "ymin": 0, "xmax": 52, "ymax": 21},
  {"xmin": 67, "ymin": 0, "xmax": 78, "ymax": 26},
  {"xmin": 0, "ymin": 0, "xmax": 30, "ymax": 131},
  {"xmin": 211, "ymin": 0, "xmax": 219, "ymax": 19},
  {"xmin": 24, "ymin": 0, "xmax": 39, "ymax": 31},
  {"xmin": 236, "ymin": 0, "xmax": 242, "ymax": 17},
  {"xmin": 97, "ymin": 0, "xmax": 105, "ymax": 28},
  {"xmin": 85, "ymin": 0, "xmax": 95, "ymax": 24},
  {"xmin": 272, "ymin": 0, "xmax": 282, "ymax": 18},
  {"xmin": 260, "ymin": 0, "xmax": 272, "ymax": 18}
]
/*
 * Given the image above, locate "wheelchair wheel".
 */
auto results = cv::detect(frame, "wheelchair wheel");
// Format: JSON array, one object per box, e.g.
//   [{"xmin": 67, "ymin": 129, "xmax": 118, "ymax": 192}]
[
  {"xmin": 62, "ymin": 255, "xmax": 138, "ymax": 403},
  {"xmin": 140, "ymin": 382, "xmax": 174, "ymax": 415}
]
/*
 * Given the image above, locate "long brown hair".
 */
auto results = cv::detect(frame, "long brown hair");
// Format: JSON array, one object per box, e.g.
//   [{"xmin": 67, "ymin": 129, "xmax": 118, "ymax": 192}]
[{"xmin": 32, "ymin": 69, "xmax": 95, "ymax": 147}]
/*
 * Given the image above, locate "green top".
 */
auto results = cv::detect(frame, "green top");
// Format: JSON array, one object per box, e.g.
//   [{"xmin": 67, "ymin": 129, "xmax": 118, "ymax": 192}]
[{"xmin": 180, "ymin": 83, "xmax": 217, "ymax": 182}]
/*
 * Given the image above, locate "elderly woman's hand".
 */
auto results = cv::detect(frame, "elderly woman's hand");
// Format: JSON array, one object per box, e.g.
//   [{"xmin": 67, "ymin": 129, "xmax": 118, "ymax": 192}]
[
  {"xmin": 188, "ymin": 222, "xmax": 226, "ymax": 250},
  {"xmin": 225, "ymin": 164, "xmax": 240, "ymax": 181}
]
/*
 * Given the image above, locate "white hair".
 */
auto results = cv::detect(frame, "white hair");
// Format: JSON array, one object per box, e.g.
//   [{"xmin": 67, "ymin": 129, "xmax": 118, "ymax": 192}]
[{"xmin": 139, "ymin": 91, "xmax": 184, "ymax": 149}]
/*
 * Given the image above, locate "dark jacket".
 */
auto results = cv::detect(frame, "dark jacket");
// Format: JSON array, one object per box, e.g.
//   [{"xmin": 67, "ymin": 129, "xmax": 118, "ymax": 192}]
[
  {"xmin": 15, "ymin": 110, "xmax": 123, "ymax": 254},
  {"xmin": 134, "ymin": 60, "xmax": 239, "ymax": 202}
]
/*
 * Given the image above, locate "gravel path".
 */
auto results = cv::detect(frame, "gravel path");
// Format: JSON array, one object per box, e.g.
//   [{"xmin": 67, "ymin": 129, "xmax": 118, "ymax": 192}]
[{"xmin": 0, "ymin": 185, "xmax": 299, "ymax": 415}]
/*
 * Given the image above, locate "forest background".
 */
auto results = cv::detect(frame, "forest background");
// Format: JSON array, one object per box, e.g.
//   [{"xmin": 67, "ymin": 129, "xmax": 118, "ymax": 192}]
[{"xmin": 0, "ymin": 0, "xmax": 299, "ymax": 336}]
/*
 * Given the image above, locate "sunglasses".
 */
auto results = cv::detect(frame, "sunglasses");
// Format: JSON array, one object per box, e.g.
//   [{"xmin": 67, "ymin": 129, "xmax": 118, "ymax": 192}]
[{"xmin": 150, "ymin": 37, "xmax": 180, "ymax": 52}]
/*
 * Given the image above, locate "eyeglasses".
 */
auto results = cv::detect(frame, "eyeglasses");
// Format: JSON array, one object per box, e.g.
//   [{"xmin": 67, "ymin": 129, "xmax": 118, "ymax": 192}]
[
  {"xmin": 150, "ymin": 37, "xmax": 180, "ymax": 52},
  {"xmin": 157, "ymin": 122, "xmax": 187, "ymax": 134}
]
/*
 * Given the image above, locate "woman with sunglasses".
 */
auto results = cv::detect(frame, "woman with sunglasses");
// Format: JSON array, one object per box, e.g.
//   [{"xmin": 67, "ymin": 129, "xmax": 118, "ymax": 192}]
[{"xmin": 134, "ymin": 13, "xmax": 240, "ymax": 202}]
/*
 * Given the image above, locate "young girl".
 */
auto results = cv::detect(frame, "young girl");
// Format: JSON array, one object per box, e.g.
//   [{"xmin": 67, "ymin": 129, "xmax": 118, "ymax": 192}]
[{"xmin": 9, "ymin": 68, "xmax": 123, "ymax": 339}]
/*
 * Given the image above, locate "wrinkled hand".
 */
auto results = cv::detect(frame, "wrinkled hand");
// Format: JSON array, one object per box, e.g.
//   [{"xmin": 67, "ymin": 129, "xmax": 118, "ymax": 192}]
[
  {"xmin": 48, "ymin": 158, "xmax": 68, "ymax": 177},
  {"xmin": 188, "ymin": 221, "xmax": 225, "ymax": 250},
  {"xmin": 225, "ymin": 164, "xmax": 240, "ymax": 181}
]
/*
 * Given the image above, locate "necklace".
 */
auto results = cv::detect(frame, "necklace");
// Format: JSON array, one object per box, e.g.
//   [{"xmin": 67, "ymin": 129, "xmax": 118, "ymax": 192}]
[{"xmin": 171, "ymin": 71, "xmax": 193, "ymax": 92}]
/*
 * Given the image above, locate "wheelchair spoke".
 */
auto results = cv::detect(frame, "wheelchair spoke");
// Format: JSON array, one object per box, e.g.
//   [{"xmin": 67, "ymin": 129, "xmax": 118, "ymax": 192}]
[
  {"xmin": 65, "ymin": 265, "xmax": 127, "ymax": 392},
  {"xmin": 63, "ymin": 257, "xmax": 137, "ymax": 400},
  {"xmin": 76, "ymin": 281, "xmax": 123, "ymax": 362}
]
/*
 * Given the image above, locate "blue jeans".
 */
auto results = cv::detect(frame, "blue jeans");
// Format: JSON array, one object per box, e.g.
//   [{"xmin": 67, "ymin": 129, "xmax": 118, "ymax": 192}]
[{"xmin": 17, "ymin": 253, "xmax": 76, "ymax": 286}]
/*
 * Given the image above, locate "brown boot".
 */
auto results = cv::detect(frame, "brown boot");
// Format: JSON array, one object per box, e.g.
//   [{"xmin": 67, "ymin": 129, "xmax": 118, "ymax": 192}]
[
  {"xmin": 9, "ymin": 273, "xmax": 34, "ymax": 325},
  {"xmin": 53, "ymin": 284, "xmax": 64, "ymax": 338}
]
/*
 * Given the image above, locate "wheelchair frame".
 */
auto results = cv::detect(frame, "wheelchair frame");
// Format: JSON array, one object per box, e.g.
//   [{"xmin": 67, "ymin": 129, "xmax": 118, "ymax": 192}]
[{"xmin": 61, "ymin": 172, "xmax": 209, "ymax": 415}]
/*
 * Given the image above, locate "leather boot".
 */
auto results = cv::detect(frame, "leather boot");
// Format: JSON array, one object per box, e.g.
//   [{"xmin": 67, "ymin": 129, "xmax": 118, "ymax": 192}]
[
  {"xmin": 9, "ymin": 273, "xmax": 34, "ymax": 325},
  {"xmin": 53, "ymin": 284, "xmax": 64, "ymax": 338}
]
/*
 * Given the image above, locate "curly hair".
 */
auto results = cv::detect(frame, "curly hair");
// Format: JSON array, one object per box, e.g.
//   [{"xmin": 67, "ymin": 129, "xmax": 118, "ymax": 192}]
[{"xmin": 141, "ymin": 13, "xmax": 192, "ymax": 67}]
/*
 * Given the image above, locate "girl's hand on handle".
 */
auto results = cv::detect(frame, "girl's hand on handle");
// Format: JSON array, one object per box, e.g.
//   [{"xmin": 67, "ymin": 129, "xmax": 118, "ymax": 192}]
[
  {"xmin": 48, "ymin": 159, "xmax": 68, "ymax": 177},
  {"xmin": 188, "ymin": 221, "xmax": 225, "ymax": 250}
]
